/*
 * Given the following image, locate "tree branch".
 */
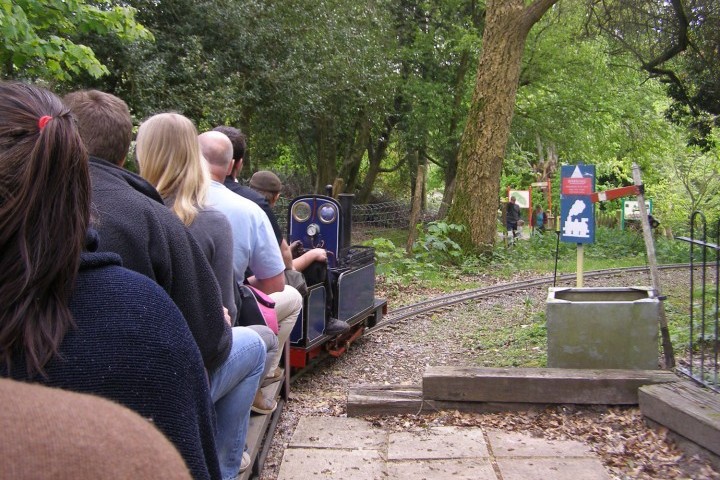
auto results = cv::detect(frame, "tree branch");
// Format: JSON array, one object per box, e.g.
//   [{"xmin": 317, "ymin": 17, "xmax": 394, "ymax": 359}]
[
  {"xmin": 425, "ymin": 152, "xmax": 446, "ymax": 169},
  {"xmin": 378, "ymin": 156, "xmax": 407, "ymax": 173},
  {"xmin": 524, "ymin": 0, "xmax": 560, "ymax": 30}
]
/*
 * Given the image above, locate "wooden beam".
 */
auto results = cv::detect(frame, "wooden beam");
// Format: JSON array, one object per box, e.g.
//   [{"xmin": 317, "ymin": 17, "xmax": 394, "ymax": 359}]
[
  {"xmin": 347, "ymin": 384, "xmax": 423, "ymax": 416},
  {"xmin": 639, "ymin": 382, "xmax": 720, "ymax": 457},
  {"xmin": 347, "ymin": 384, "xmax": 547, "ymax": 417},
  {"xmin": 423, "ymin": 367, "xmax": 678, "ymax": 405}
]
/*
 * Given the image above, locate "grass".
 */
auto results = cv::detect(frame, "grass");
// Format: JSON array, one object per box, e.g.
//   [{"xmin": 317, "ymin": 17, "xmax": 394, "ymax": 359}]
[
  {"xmin": 419, "ymin": 292, "xmax": 548, "ymax": 368},
  {"xmin": 463, "ymin": 305, "xmax": 548, "ymax": 368}
]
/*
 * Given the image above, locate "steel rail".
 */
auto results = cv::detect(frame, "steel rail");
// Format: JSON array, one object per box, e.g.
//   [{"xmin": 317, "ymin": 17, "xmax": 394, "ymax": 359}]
[{"xmin": 367, "ymin": 263, "xmax": 689, "ymax": 334}]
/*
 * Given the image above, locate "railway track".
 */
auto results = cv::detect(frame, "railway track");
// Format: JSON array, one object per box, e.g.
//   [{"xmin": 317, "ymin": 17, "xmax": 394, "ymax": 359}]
[{"xmin": 367, "ymin": 263, "xmax": 689, "ymax": 334}]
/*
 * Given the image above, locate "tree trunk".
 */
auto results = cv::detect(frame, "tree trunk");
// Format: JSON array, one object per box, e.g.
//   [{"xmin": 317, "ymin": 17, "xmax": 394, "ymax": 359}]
[
  {"xmin": 406, "ymin": 162, "xmax": 426, "ymax": 254},
  {"xmin": 438, "ymin": 47, "xmax": 473, "ymax": 219},
  {"xmin": 339, "ymin": 115, "xmax": 371, "ymax": 193},
  {"xmin": 438, "ymin": 175, "xmax": 456, "ymax": 219},
  {"xmin": 357, "ymin": 100, "xmax": 402, "ymax": 203},
  {"xmin": 357, "ymin": 153, "xmax": 383, "ymax": 203},
  {"xmin": 314, "ymin": 116, "xmax": 338, "ymax": 193},
  {"xmin": 448, "ymin": 0, "xmax": 558, "ymax": 252},
  {"xmin": 407, "ymin": 149, "xmax": 419, "ymax": 200}
]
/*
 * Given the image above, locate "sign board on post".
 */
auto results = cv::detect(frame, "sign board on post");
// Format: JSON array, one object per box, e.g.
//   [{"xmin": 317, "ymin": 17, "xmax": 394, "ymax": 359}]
[
  {"xmin": 560, "ymin": 164, "xmax": 595, "ymax": 244},
  {"xmin": 623, "ymin": 200, "xmax": 652, "ymax": 220},
  {"xmin": 621, "ymin": 199, "xmax": 653, "ymax": 230},
  {"xmin": 508, "ymin": 190, "xmax": 530, "ymax": 209}
]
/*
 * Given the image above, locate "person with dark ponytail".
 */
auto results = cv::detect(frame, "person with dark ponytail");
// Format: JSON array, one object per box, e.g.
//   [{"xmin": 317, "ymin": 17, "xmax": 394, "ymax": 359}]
[
  {"xmin": 0, "ymin": 83, "xmax": 89, "ymax": 376},
  {"xmin": 0, "ymin": 81, "xmax": 221, "ymax": 480}
]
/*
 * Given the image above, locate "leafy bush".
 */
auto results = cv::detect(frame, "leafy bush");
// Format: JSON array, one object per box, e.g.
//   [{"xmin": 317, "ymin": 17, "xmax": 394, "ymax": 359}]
[
  {"xmin": 364, "ymin": 221, "xmax": 468, "ymax": 281},
  {"xmin": 411, "ymin": 221, "xmax": 465, "ymax": 265}
]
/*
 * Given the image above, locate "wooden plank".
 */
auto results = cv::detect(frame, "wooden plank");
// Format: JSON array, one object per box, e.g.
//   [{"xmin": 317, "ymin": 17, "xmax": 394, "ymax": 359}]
[
  {"xmin": 239, "ymin": 370, "xmax": 285, "ymax": 480},
  {"xmin": 347, "ymin": 384, "xmax": 423, "ymax": 416},
  {"xmin": 639, "ymin": 382, "xmax": 720, "ymax": 457},
  {"xmin": 347, "ymin": 384, "xmax": 550, "ymax": 417},
  {"xmin": 423, "ymin": 367, "xmax": 677, "ymax": 405}
]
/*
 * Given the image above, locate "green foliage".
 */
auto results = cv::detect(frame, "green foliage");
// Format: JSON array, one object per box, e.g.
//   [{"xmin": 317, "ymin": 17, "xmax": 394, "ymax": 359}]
[
  {"xmin": 368, "ymin": 221, "xmax": 693, "ymax": 285},
  {"xmin": 587, "ymin": 0, "xmax": 720, "ymax": 146},
  {"xmin": 644, "ymin": 127, "xmax": 720, "ymax": 236},
  {"xmin": 510, "ymin": 4, "xmax": 676, "ymax": 177},
  {"xmin": 1, "ymin": 0, "xmax": 151, "ymax": 80},
  {"xmin": 488, "ymin": 226, "xmax": 692, "ymax": 275},
  {"xmin": 364, "ymin": 237, "xmax": 425, "ymax": 281},
  {"xmin": 411, "ymin": 221, "xmax": 465, "ymax": 265},
  {"xmin": 364, "ymin": 221, "xmax": 468, "ymax": 282}
]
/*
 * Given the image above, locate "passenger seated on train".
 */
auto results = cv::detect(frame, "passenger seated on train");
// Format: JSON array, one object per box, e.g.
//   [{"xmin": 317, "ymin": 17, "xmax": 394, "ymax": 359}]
[
  {"xmin": 199, "ymin": 131, "xmax": 302, "ymax": 406},
  {"xmin": 64, "ymin": 91, "xmax": 265, "ymax": 478},
  {"xmin": 213, "ymin": 125, "xmax": 283, "ymax": 248},
  {"xmin": 0, "ymin": 82, "xmax": 219, "ymax": 479},
  {"xmin": 137, "ymin": 111, "xmax": 280, "ymax": 404},
  {"xmin": 215, "ymin": 128, "xmax": 328, "ymax": 303},
  {"xmin": 0, "ymin": 378, "xmax": 192, "ymax": 479},
  {"xmin": 249, "ymin": 171, "xmax": 350, "ymax": 336},
  {"xmin": 135, "ymin": 112, "xmax": 275, "ymax": 476},
  {"xmin": 214, "ymin": 127, "xmax": 308, "ymax": 383},
  {"xmin": 63, "ymin": 90, "xmax": 231, "ymax": 374}
]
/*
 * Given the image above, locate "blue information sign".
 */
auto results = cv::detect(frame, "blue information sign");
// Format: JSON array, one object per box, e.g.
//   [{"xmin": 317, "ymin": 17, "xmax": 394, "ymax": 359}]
[{"xmin": 560, "ymin": 164, "xmax": 595, "ymax": 244}]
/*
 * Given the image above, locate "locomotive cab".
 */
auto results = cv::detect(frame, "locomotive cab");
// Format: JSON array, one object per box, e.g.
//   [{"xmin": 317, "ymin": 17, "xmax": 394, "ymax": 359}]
[{"xmin": 287, "ymin": 192, "xmax": 386, "ymax": 368}]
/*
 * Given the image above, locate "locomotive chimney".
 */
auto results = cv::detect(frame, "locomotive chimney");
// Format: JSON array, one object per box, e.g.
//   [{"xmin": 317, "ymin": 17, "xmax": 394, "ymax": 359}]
[{"xmin": 339, "ymin": 193, "xmax": 353, "ymax": 253}]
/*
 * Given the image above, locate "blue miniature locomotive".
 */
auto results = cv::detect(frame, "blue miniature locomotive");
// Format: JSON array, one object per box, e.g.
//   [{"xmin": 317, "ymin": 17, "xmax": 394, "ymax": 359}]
[{"xmin": 287, "ymin": 192, "xmax": 387, "ymax": 367}]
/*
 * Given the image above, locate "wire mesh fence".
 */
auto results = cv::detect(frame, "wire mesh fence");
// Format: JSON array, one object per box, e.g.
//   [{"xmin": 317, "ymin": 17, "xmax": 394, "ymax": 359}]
[{"xmin": 273, "ymin": 199, "xmax": 439, "ymax": 233}]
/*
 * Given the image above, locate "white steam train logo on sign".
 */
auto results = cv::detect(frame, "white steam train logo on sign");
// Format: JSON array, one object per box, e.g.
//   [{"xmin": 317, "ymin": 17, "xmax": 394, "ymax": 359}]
[{"xmin": 562, "ymin": 199, "xmax": 590, "ymax": 238}]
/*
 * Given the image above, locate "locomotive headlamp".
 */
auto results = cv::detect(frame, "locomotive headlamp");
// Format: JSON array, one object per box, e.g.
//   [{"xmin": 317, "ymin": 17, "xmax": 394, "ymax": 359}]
[
  {"xmin": 292, "ymin": 201, "xmax": 311, "ymax": 222},
  {"xmin": 318, "ymin": 203, "xmax": 337, "ymax": 224},
  {"xmin": 306, "ymin": 223, "xmax": 320, "ymax": 237}
]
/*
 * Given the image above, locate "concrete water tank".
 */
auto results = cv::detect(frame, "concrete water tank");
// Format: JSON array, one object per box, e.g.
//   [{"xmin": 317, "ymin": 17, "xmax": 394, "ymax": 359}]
[{"xmin": 546, "ymin": 287, "xmax": 660, "ymax": 369}]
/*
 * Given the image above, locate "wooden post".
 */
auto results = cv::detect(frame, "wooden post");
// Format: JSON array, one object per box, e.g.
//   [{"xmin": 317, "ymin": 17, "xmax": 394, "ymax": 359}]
[
  {"xmin": 632, "ymin": 163, "xmax": 675, "ymax": 368},
  {"xmin": 576, "ymin": 243, "xmax": 584, "ymax": 287},
  {"xmin": 406, "ymin": 163, "xmax": 426, "ymax": 254}
]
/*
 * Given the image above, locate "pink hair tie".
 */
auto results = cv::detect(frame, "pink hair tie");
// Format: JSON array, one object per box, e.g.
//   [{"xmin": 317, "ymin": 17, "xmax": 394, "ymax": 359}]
[{"xmin": 38, "ymin": 115, "xmax": 53, "ymax": 130}]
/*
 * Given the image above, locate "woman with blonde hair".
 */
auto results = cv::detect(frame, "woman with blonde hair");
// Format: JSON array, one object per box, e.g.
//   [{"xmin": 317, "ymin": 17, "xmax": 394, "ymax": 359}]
[
  {"xmin": 136, "ymin": 112, "xmax": 277, "ymax": 477},
  {"xmin": 137, "ymin": 113, "xmax": 237, "ymax": 320}
]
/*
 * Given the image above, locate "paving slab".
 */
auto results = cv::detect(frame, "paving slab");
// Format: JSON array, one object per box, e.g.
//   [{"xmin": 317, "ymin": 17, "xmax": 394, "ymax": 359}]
[
  {"xmin": 486, "ymin": 429, "xmax": 596, "ymax": 457},
  {"xmin": 289, "ymin": 416, "xmax": 387, "ymax": 449},
  {"xmin": 277, "ymin": 448, "xmax": 386, "ymax": 479},
  {"xmin": 278, "ymin": 417, "xmax": 612, "ymax": 480},
  {"xmin": 387, "ymin": 458, "xmax": 497, "ymax": 480},
  {"xmin": 388, "ymin": 426, "xmax": 489, "ymax": 460},
  {"xmin": 496, "ymin": 457, "xmax": 611, "ymax": 480}
]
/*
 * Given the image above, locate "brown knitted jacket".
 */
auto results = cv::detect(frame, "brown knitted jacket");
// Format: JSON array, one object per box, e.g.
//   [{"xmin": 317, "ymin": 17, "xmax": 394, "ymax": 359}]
[{"xmin": 0, "ymin": 378, "xmax": 192, "ymax": 479}]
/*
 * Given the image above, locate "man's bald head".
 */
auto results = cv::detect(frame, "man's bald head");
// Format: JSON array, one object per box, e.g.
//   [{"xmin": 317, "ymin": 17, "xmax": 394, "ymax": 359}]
[{"xmin": 199, "ymin": 131, "xmax": 233, "ymax": 181}]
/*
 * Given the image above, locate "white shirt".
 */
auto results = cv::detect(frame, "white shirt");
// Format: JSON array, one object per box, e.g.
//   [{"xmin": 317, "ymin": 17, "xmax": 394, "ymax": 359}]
[{"xmin": 206, "ymin": 180, "xmax": 285, "ymax": 280}]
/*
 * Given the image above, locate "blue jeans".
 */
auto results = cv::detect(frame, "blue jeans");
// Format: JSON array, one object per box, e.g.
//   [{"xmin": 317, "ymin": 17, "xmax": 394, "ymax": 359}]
[{"xmin": 209, "ymin": 327, "xmax": 266, "ymax": 480}]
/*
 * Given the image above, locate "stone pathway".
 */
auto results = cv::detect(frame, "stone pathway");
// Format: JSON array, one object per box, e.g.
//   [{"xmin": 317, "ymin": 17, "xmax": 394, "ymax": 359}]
[{"xmin": 277, "ymin": 417, "xmax": 610, "ymax": 480}]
